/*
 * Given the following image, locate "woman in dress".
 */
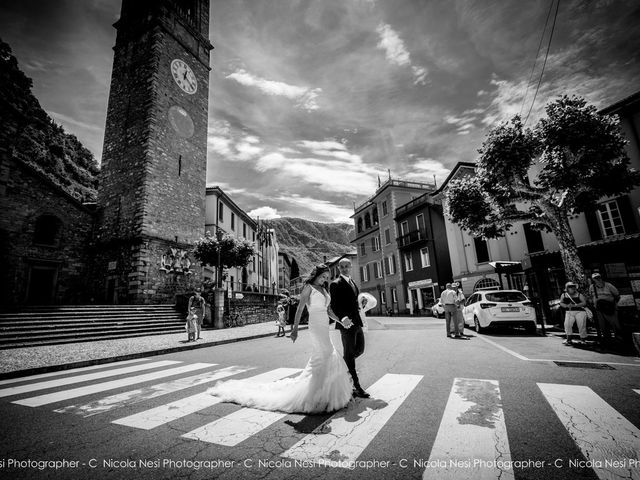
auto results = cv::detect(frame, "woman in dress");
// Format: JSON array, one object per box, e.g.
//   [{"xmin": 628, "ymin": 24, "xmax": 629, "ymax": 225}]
[{"xmin": 207, "ymin": 264, "xmax": 353, "ymax": 414}]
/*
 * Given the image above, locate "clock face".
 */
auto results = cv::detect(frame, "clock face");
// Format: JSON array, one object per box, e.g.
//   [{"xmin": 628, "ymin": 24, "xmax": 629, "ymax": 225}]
[{"xmin": 171, "ymin": 59, "xmax": 197, "ymax": 94}]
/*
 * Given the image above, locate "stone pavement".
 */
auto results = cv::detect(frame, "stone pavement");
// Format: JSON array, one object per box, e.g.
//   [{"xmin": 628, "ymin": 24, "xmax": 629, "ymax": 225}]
[{"xmin": 0, "ymin": 321, "xmax": 307, "ymax": 378}]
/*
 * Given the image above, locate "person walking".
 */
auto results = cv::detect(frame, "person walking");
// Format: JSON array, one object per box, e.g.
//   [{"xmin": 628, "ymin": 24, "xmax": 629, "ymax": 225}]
[
  {"xmin": 453, "ymin": 283, "xmax": 466, "ymax": 337},
  {"xmin": 589, "ymin": 273, "xmax": 622, "ymax": 347},
  {"xmin": 441, "ymin": 283, "xmax": 461, "ymax": 338},
  {"xmin": 559, "ymin": 281, "xmax": 588, "ymax": 345},
  {"xmin": 188, "ymin": 287, "xmax": 206, "ymax": 340}
]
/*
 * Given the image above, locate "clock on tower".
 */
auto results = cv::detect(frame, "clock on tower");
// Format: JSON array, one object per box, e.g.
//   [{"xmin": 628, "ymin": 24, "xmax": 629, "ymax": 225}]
[{"xmin": 95, "ymin": 0, "xmax": 213, "ymax": 304}]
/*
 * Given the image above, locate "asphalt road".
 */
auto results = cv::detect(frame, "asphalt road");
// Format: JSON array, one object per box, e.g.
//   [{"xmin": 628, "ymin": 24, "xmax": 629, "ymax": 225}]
[{"xmin": 1, "ymin": 317, "xmax": 639, "ymax": 480}]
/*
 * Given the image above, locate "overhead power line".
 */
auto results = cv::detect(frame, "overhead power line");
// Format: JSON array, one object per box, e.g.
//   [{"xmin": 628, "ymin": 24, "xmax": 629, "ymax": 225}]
[{"xmin": 523, "ymin": 0, "xmax": 561, "ymax": 126}]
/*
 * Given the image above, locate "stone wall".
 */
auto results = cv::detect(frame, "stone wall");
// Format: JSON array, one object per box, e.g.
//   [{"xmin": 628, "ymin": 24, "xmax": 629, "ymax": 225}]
[
  {"xmin": 0, "ymin": 157, "xmax": 95, "ymax": 306},
  {"xmin": 222, "ymin": 292, "xmax": 280, "ymax": 327}
]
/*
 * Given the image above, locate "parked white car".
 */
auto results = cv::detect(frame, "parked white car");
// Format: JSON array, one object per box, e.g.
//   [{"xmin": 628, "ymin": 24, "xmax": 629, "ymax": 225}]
[
  {"xmin": 462, "ymin": 289, "xmax": 537, "ymax": 334},
  {"xmin": 431, "ymin": 300, "xmax": 444, "ymax": 318}
]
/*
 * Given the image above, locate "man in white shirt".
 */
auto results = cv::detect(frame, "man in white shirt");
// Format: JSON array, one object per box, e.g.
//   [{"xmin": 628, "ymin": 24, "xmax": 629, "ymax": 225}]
[{"xmin": 440, "ymin": 283, "xmax": 461, "ymax": 338}]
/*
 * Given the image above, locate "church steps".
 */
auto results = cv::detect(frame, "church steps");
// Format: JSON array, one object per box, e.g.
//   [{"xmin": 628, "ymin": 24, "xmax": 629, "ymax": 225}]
[
  {"xmin": 0, "ymin": 328, "xmax": 187, "ymax": 349},
  {"xmin": 0, "ymin": 305, "xmax": 189, "ymax": 349}
]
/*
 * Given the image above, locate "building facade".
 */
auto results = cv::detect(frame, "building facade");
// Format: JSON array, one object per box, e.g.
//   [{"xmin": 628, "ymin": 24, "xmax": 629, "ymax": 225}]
[
  {"xmin": 351, "ymin": 178, "xmax": 436, "ymax": 315},
  {"xmin": 395, "ymin": 192, "xmax": 452, "ymax": 314},
  {"xmin": 204, "ymin": 186, "xmax": 279, "ymax": 293}
]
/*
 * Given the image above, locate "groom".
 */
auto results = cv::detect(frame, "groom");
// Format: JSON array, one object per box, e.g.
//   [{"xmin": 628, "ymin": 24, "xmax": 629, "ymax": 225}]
[{"xmin": 329, "ymin": 258, "xmax": 370, "ymax": 398}]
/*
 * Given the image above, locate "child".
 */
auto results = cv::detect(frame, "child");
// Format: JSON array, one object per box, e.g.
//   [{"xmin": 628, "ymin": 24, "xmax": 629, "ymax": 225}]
[
  {"xmin": 275, "ymin": 304, "xmax": 287, "ymax": 337},
  {"xmin": 185, "ymin": 309, "xmax": 197, "ymax": 342}
]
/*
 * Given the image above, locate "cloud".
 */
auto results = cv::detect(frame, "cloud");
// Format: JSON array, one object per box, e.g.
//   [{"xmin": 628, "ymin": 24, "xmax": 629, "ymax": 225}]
[
  {"xmin": 376, "ymin": 23, "xmax": 428, "ymax": 85},
  {"xmin": 226, "ymin": 69, "xmax": 322, "ymax": 111},
  {"xmin": 277, "ymin": 194, "xmax": 354, "ymax": 223},
  {"xmin": 248, "ymin": 206, "xmax": 281, "ymax": 219},
  {"xmin": 49, "ymin": 111, "xmax": 102, "ymax": 133},
  {"xmin": 409, "ymin": 158, "xmax": 451, "ymax": 183}
]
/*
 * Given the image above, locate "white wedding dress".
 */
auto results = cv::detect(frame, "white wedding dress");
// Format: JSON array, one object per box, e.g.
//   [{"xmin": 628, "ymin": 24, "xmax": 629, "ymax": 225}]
[{"xmin": 207, "ymin": 287, "xmax": 353, "ymax": 414}]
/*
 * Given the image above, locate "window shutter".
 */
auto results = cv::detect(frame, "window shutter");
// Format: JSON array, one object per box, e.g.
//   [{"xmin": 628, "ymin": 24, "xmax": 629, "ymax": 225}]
[
  {"xmin": 616, "ymin": 195, "xmax": 638, "ymax": 234},
  {"xmin": 584, "ymin": 208, "xmax": 603, "ymax": 241}
]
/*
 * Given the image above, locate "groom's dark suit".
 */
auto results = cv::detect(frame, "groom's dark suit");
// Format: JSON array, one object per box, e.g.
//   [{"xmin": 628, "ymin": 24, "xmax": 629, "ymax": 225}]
[{"xmin": 330, "ymin": 275, "xmax": 365, "ymax": 392}]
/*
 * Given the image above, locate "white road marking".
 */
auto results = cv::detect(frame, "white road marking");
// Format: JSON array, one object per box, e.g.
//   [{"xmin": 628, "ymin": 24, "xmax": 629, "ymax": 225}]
[
  {"xmin": 0, "ymin": 359, "xmax": 149, "ymax": 386},
  {"xmin": 423, "ymin": 378, "xmax": 513, "ymax": 480},
  {"xmin": 13, "ymin": 363, "xmax": 213, "ymax": 407},
  {"xmin": 0, "ymin": 360, "xmax": 181, "ymax": 398},
  {"xmin": 475, "ymin": 335, "xmax": 529, "ymax": 360},
  {"xmin": 182, "ymin": 408, "xmax": 287, "ymax": 446},
  {"xmin": 282, "ymin": 373, "xmax": 422, "ymax": 467},
  {"xmin": 54, "ymin": 366, "xmax": 254, "ymax": 417},
  {"xmin": 112, "ymin": 368, "xmax": 301, "ymax": 430},
  {"xmin": 539, "ymin": 383, "xmax": 640, "ymax": 480}
]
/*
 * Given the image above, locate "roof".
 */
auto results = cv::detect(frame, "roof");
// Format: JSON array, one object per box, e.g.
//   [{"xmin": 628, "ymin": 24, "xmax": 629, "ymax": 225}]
[
  {"xmin": 430, "ymin": 161, "xmax": 476, "ymax": 197},
  {"xmin": 205, "ymin": 185, "xmax": 257, "ymax": 228},
  {"xmin": 599, "ymin": 89, "xmax": 640, "ymax": 115}
]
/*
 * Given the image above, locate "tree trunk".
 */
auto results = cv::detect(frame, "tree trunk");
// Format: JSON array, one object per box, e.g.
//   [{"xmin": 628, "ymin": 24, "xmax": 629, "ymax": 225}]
[{"xmin": 541, "ymin": 201, "xmax": 588, "ymax": 291}]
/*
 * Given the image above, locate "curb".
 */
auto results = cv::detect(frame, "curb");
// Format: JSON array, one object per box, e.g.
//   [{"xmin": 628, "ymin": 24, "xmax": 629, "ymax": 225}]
[{"xmin": 0, "ymin": 326, "xmax": 309, "ymax": 381}]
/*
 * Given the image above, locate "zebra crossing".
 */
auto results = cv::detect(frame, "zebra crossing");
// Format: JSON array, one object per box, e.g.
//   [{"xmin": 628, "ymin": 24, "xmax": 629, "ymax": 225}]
[{"xmin": 1, "ymin": 358, "xmax": 639, "ymax": 479}]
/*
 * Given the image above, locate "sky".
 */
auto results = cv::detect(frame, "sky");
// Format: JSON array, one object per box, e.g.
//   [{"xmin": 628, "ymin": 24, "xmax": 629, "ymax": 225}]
[{"xmin": 1, "ymin": 0, "xmax": 639, "ymax": 223}]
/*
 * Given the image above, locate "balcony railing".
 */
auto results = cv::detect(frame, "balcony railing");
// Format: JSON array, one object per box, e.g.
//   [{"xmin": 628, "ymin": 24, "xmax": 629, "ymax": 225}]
[
  {"xmin": 397, "ymin": 229, "xmax": 429, "ymax": 248},
  {"xmin": 395, "ymin": 192, "xmax": 432, "ymax": 218},
  {"xmin": 354, "ymin": 179, "xmax": 436, "ymax": 213}
]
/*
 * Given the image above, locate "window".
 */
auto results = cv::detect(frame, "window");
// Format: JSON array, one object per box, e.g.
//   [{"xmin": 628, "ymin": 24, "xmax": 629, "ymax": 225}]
[
  {"xmin": 391, "ymin": 288, "xmax": 398, "ymax": 303},
  {"xmin": 372, "ymin": 207, "xmax": 379, "ymax": 225},
  {"xmin": 357, "ymin": 217, "xmax": 363, "ymax": 233},
  {"xmin": 382, "ymin": 201, "xmax": 388, "ymax": 216},
  {"xmin": 372, "ymin": 236, "xmax": 380, "ymax": 252},
  {"xmin": 473, "ymin": 237, "xmax": 490, "ymax": 264},
  {"xmin": 404, "ymin": 252, "xmax": 413, "ymax": 271},
  {"xmin": 231, "ymin": 213, "xmax": 235, "ymax": 231},
  {"xmin": 416, "ymin": 214, "xmax": 425, "ymax": 232},
  {"xmin": 381, "ymin": 291, "xmax": 386, "ymax": 304},
  {"xmin": 218, "ymin": 202, "xmax": 224, "ymax": 221},
  {"xmin": 598, "ymin": 200, "xmax": 625, "ymax": 237},
  {"xmin": 420, "ymin": 247, "xmax": 430, "ymax": 268},
  {"xmin": 373, "ymin": 262, "xmax": 382, "ymax": 278},
  {"xmin": 360, "ymin": 266, "xmax": 369, "ymax": 282},
  {"xmin": 360, "ymin": 242, "xmax": 366, "ymax": 255},
  {"xmin": 400, "ymin": 221, "xmax": 409, "ymax": 236},
  {"xmin": 364, "ymin": 213, "xmax": 371, "ymax": 229},
  {"xmin": 252, "ymin": 256, "xmax": 256, "ymax": 271},
  {"xmin": 243, "ymin": 224, "xmax": 247, "ymax": 238},
  {"xmin": 485, "ymin": 291, "xmax": 527, "ymax": 302},
  {"xmin": 384, "ymin": 228, "xmax": 391, "ymax": 245},
  {"xmin": 523, "ymin": 223, "xmax": 544, "ymax": 253},
  {"xmin": 33, "ymin": 214, "xmax": 61, "ymax": 246},
  {"xmin": 385, "ymin": 255, "xmax": 396, "ymax": 275},
  {"xmin": 252, "ymin": 232, "xmax": 255, "ymax": 242}
]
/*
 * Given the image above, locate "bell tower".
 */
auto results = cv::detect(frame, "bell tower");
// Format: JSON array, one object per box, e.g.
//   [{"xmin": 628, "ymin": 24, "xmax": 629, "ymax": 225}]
[{"xmin": 95, "ymin": 0, "xmax": 213, "ymax": 303}]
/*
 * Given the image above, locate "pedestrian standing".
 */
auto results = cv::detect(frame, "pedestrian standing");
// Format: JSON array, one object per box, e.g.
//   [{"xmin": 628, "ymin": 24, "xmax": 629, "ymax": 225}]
[
  {"xmin": 275, "ymin": 304, "xmax": 287, "ymax": 337},
  {"xmin": 453, "ymin": 283, "xmax": 466, "ymax": 337},
  {"xmin": 188, "ymin": 287, "xmax": 206, "ymax": 340},
  {"xmin": 441, "ymin": 283, "xmax": 461, "ymax": 338},
  {"xmin": 589, "ymin": 273, "xmax": 622, "ymax": 347},
  {"xmin": 559, "ymin": 281, "xmax": 588, "ymax": 345}
]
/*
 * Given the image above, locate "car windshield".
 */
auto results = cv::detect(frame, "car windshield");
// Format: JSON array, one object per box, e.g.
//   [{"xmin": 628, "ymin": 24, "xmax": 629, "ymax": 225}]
[{"xmin": 485, "ymin": 292, "xmax": 527, "ymax": 303}]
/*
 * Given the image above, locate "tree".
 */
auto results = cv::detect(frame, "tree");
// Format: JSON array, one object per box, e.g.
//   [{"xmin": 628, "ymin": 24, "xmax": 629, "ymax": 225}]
[
  {"xmin": 446, "ymin": 95, "xmax": 640, "ymax": 289},
  {"xmin": 192, "ymin": 232, "xmax": 256, "ymax": 286}
]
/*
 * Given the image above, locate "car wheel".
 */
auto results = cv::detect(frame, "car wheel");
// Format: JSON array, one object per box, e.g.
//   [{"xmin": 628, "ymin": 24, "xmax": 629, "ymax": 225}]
[
  {"xmin": 525, "ymin": 322, "xmax": 537, "ymax": 335},
  {"xmin": 474, "ymin": 316, "xmax": 483, "ymax": 333}
]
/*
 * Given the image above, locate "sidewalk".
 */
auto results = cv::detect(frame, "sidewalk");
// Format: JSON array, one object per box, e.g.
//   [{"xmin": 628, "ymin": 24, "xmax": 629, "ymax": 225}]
[{"xmin": 0, "ymin": 322, "xmax": 307, "ymax": 379}]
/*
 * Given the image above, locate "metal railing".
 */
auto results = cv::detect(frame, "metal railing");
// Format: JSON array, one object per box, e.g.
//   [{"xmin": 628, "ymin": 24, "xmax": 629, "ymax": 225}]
[
  {"xmin": 397, "ymin": 229, "xmax": 429, "ymax": 248},
  {"xmin": 395, "ymin": 192, "xmax": 432, "ymax": 217},
  {"xmin": 354, "ymin": 179, "xmax": 436, "ymax": 213}
]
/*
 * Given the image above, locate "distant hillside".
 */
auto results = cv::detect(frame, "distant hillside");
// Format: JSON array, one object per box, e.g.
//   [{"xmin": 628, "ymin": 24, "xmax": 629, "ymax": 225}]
[
  {"xmin": 268, "ymin": 217, "xmax": 355, "ymax": 277},
  {"xmin": 0, "ymin": 39, "xmax": 99, "ymax": 203}
]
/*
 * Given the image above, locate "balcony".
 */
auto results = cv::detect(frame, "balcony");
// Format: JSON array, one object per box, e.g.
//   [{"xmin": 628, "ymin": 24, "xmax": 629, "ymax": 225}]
[
  {"xmin": 397, "ymin": 229, "xmax": 429, "ymax": 249},
  {"xmin": 395, "ymin": 192, "xmax": 431, "ymax": 218},
  {"xmin": 353, "ymin": 179, "xmax": 436, "ymax": 213}
]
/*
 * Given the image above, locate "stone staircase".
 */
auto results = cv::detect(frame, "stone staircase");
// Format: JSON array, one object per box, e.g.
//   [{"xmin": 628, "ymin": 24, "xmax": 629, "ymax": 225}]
[{"xmin": 0, "ymin": 305, "xmax": 186, "ymax": 349}]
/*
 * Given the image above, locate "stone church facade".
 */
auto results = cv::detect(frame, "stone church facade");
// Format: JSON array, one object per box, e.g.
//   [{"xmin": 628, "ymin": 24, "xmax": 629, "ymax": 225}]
[{"xmin": 1, "ymin": 0, "xmax": 215, "ymax": 306}]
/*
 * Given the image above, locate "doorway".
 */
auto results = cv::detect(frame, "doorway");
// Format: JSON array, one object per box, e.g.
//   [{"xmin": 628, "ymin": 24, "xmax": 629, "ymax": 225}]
[{"xmin": 26, "ymin": 266, "xmax": 58, "ymax": 304}]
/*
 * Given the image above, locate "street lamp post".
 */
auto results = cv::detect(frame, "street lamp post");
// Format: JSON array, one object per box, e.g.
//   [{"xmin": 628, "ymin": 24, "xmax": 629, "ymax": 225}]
[
  {"xmin": 216, "ymin": 227, "xmax": 223, "ymax": 288},
  {"xmin": 213, "ymin": 227, "xmax": 225, "ymax": 330}
]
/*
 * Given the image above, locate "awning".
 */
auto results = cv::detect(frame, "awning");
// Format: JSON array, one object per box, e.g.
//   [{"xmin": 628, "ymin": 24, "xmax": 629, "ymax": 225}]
[{"xmin": 489, "ymin": 261, "xmax": 523, "ymax": 274}]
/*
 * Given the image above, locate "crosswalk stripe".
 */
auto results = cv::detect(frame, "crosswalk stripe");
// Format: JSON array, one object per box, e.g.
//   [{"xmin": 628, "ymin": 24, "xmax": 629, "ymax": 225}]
[
  {"xmin": 54, "ymin": 365, "xmax": 255, "ymax": 417},
  {"xmin": 13, "ymin": 363, "xmax": 214, "ymax": 407},
  {"xmin": 282, "ymin": 373, "xmax": 422, "ymax": 467},
  {"xmin": 182, "ymin": 407, "xmax": 287, "ymax": 446},
  {"xmin": 423, "ymin": 378, "xmax": 513, "ymax": 480},
  {"xmin": 0, "ymin": 359, "xmax": 149, "ymax": 387},
  {"xmin": 0, "ymin": 360, "xmax": 181, "ymax": 399},
  {"xmin": 112, "ymin": 368, "xmax": 301, "ymax": 430},
  {"xmin": 538, "ymin": 383, "xmax": 640, "ymax": 480}
]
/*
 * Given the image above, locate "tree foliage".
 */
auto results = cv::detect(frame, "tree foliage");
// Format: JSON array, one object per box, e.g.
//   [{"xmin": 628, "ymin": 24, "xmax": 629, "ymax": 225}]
[
  {"xmin": 446, "ymin": 95, "xmax": 640, "ymax": 286},
  {"xmin": 192, "ymin": 231, "xmax": 256, "ymax": 270}
]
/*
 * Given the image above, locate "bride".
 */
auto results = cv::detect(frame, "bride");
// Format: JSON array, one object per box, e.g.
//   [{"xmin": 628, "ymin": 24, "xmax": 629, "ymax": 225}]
[{"xmin": 207, "ymin": 264, "xmax": 353, "ymax": 414}]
